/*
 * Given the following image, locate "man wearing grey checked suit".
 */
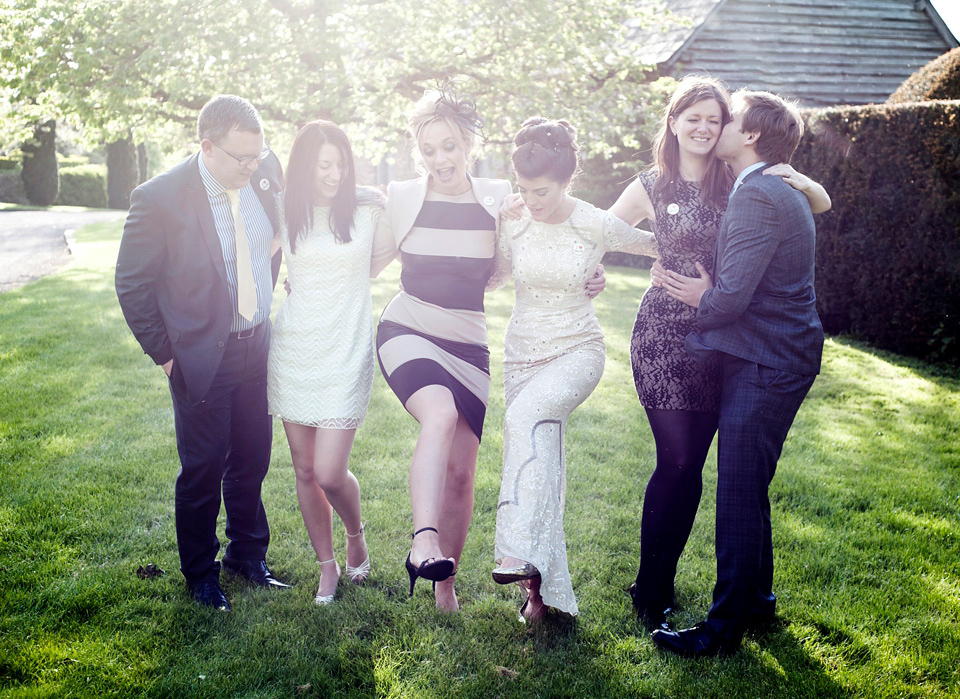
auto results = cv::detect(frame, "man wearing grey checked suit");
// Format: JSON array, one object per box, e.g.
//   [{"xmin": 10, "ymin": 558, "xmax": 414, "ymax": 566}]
[{"xmin": 650, "ymin": 89, "xmax": 824, "ymax": 657}]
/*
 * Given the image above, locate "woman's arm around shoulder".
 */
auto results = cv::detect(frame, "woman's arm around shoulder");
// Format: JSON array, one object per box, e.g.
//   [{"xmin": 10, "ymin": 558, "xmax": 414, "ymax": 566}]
[
  {"xmin": 762, "ymin": 163, "xmax": 831, "ymax": 213},
  {"xmin": 369, "ymin": 185, "xmax": 397, "ymax": 277}
]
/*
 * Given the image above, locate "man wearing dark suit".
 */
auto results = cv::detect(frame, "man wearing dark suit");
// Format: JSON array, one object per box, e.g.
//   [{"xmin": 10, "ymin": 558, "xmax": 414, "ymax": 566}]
[
  {"xmin": 650, "ymin": 89, "xmax": 824, "ymax": 656},
  {"xmin": 116, "ymin": 95, "xmax": 290, "ymax": 611}
]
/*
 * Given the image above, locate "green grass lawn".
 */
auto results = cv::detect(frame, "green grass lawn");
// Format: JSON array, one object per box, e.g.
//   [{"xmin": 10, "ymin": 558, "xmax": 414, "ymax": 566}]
[{"xmin": 1, "ymin": 219, "xmax": 958, "ymax": 698}]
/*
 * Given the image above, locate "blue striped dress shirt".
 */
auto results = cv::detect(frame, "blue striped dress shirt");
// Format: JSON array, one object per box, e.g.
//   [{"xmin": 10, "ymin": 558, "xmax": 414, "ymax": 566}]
[{"xmin": 198, "ymin": 156, "xmax": 274, "ymax": 332}]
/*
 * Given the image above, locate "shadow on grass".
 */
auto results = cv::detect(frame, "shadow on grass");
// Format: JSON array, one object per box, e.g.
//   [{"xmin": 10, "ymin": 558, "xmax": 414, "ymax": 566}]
[{"xmin": 3, "ymin": 236, "xmax": 958, "ymax": 696}]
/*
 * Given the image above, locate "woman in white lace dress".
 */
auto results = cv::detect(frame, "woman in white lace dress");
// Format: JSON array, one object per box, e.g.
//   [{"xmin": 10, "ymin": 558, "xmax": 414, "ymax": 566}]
[
  {"xmin": 491, "ymin": 118, "xmax": 658, "ymax": 620},
  {"xmin": 267, "ymin": 121, "xmax": 395, "ymax": 605}
]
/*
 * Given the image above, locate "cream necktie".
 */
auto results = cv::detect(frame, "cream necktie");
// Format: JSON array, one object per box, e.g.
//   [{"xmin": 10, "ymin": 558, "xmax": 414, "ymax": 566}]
[{"xmin": 225, "ymin": 189, "xmax": 257, "ymax": 322}]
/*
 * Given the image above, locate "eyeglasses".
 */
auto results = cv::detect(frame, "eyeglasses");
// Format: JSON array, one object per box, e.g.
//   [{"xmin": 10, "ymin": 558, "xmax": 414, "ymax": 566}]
[{"xmin": 213, "ymin": 142, "xmax": 272, "ymax": 167}]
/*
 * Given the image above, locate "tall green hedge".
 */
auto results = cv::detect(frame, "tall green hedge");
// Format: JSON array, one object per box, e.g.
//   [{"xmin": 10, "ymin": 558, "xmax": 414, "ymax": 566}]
[
  {"xmin": 106, "ymin": 138, "xmax": 137, "ymax": 209},
  {"xmin": 55, "ymin": 164, "xmax": 107, "ymax": 208},
  {"xmin": 888, "ymin": 47, "xmax": 960, "ymax": 104},
  {"xmin": 792, "ymin": 100, "xmax": 960, "ymax": 364}
]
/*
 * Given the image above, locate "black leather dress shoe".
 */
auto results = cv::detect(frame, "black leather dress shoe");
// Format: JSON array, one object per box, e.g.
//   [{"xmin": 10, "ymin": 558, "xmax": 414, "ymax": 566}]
[
  {"xmin": 746, "ymin": 609, "xmax": 778, "ymax": 632},
  {"xmin": 221, "ymin": 558, "xmax": 291, "ymax": 588},
  {"xmin": 651, "ymin": 622, "xmax": 739, "ymax": 658},
  {"xmin": 189, "ymin": 581, "xmax": 231, "ymax": 611}
]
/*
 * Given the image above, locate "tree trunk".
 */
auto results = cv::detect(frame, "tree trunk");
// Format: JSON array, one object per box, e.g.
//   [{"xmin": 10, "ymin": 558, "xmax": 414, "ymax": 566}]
[
  {"xmin": 21, "ymin": 119, "xmax": 59, "ymax": 206},
  {"xmin": 107, "ymin": 138, "xmax": 138, "ymax": 209},
  {"xmin": 136, "ymin": 142, "xmax": 149, "ymax": 185}
]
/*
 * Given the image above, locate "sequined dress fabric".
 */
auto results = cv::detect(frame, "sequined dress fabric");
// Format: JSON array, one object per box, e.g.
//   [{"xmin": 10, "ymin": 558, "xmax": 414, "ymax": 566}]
[
  {"xmin": 494, "ymin": 199, "xmax": 657, "ymax": 614},
  {"xmin": 267, "ymin": 205, "xmax": 382, "ymax": 428},
  {"xmin": 630, "ymin": 172, "xmax": 724, "ymax": 412}
]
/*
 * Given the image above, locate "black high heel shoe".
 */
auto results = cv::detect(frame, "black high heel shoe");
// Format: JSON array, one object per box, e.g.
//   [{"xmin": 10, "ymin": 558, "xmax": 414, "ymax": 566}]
[{"xmin": 405, "ymin": 526, "xmax": 455, "ymax": 596}]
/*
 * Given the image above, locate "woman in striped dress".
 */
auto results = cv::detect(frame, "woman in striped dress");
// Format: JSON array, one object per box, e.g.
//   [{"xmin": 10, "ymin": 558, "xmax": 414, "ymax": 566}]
[{"xmin": 375, "ymin": 87, "xmax": 510, "ymax": 612}]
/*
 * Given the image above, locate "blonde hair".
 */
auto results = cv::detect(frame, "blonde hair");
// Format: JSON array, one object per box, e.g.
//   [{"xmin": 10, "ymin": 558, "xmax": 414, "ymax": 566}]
[{"xmin": 407, "ymin": 89, "xmax": 481, "ymax": 174}]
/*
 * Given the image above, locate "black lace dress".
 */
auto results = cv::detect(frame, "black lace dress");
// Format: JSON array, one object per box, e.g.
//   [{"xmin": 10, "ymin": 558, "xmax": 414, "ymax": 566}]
[{"xmin": 630, "ymin": 171, "xmax": 723, "ymax": 412}]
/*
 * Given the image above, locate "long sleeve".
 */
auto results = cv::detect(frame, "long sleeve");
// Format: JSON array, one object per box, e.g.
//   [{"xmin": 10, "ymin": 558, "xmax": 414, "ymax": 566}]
[
  {"xmin": 602, "ymin": 211, "xmax": 658, "ymax": 257},
  {"xmin": 369, "ymin": 204, "xmax": 397, "ymax": 277},
  {"xmin": 115, "ymin": 185, "xmax": 172, "ymax": 366},
  {"xmin": 697, "ymin": 187, "xmax": 781, "ymax": 331}
]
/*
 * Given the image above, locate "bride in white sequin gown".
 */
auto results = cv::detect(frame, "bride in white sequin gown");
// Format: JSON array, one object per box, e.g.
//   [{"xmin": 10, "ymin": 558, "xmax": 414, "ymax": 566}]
[{"xmin": 493, "ymin": 119, "xmax": 657, "ymax": 618}]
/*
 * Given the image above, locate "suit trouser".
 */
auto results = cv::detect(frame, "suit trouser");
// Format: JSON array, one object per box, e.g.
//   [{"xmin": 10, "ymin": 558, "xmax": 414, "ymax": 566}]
[
  {"xmin": 706, "ymin": 354, "xmax": 815, "ymax": 642},
  {"xmin": 169, "ymin": 325, "xmax": 273, "ymax": 584}
]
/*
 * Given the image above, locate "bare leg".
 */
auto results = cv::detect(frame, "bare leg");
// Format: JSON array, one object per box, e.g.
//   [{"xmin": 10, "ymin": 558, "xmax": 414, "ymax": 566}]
[
  {"xmin": 312, "ymin": 428, "xmax": 368, "ymax": 574},
  {"xmin": 522, "ymin": 577, "xmax": 547, "ymax": 622},
  {"xmin": 284, "ymin": 421, "xmax": 339, "ymax": 597},
  {"xmin": 434, "ymin": 414, "xmax": 480, "ymax": 612},
  {"xmin": 404, "ymin": 386, "xmax": 460, "ymax": 572}
]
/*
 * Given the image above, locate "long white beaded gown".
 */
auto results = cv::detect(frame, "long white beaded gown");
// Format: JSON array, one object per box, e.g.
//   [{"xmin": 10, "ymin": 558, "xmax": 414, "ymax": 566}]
[
  {"xmin": 268, "ymin": 204, "xmax": 394, "ymax": 428},
  {"xmin": 494, "ymin": 199, "xmax": 657, "ymax": 615}
]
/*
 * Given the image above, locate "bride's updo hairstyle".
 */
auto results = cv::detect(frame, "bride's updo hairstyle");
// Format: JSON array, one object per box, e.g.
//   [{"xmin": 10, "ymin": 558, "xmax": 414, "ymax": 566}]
[{"xmin": 511, "ymin": 117, "xmax": 580, "ymax": 185}]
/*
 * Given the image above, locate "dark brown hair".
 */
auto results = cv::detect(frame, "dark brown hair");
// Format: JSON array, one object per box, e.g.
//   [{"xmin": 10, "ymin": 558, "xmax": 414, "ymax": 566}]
[
  {"xmin": 511, "ymin": 117, "xmax": 579, "ymax": 184},
  {"xmin": 651, "ymin": 75, "xmax": 734, "ymax": 209},
  {"xmin": 735, "ymin": 89, "xmax": 805, "ymax": 165},
  {"xmin": 284, "ymin": 120, "xmax": 357, "ymax": 251}
]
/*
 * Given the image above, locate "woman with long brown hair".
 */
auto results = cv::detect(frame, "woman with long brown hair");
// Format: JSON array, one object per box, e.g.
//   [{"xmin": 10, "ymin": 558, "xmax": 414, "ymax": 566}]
[{"xmin": 267, "ymin": 120, "xmax": 395, "ymax": 605}]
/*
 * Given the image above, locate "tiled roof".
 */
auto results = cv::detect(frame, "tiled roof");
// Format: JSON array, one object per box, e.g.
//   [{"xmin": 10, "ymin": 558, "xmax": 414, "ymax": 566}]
[{"xmin": 628, "ymin": 0, "xmax": 958, "ymax": 106}]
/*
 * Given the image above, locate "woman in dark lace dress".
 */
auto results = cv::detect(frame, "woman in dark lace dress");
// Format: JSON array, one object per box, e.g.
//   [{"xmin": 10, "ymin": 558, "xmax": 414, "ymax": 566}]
[{"xmin": 609, "ymin": 76, "xmax": 831, "ymax": 629}]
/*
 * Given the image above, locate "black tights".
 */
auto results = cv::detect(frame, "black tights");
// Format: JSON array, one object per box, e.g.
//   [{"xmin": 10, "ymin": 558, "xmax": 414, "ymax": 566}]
[{"xmin": 634, "ymin": 408, "xmax": 718, "ymax": 612}]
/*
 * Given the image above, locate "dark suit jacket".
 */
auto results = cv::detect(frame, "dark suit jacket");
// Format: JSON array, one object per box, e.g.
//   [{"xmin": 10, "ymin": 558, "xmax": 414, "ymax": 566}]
[
  {"xmin": 115, "ymin": 152, "xmax": 283, "ymax": 404},
  {"xmin": 688, "ymin": 167, "xmax": 824, "ymax": 375}
]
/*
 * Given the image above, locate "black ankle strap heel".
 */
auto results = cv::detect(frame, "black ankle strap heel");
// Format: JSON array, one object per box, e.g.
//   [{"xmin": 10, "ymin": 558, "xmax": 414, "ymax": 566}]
[{"xmin": 405, "ymin": 527, "xmax": 455, "ymax": 596}]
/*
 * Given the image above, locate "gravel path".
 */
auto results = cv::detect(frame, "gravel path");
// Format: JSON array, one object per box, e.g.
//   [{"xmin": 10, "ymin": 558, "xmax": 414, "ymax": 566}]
[{"xmin": 0, "ymin": 210, "xmax": 126, "ymax": 292}]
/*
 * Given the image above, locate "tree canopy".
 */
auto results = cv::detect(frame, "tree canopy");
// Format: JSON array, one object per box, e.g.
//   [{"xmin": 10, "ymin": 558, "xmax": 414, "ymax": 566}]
[{"xmin": 0, "ymin": 0, "xmax": 671, "ymax": 165}]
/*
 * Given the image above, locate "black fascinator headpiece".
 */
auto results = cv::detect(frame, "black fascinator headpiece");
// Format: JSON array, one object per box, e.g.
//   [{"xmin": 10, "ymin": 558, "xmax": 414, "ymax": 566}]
[{"xmin": 433, "ymin": 80, "xmax": 485, "ymax": 140}]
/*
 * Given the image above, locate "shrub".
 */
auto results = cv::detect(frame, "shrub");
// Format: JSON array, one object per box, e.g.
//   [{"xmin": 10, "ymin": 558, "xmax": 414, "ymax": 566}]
[
  {"xmin": 0, "ymin": 170, "xmax": 27, "ymax": 204},
  {"xmin": 55, "ymin": 164, "xmax": 108, "ymax": 208},
  {"xmin": 21, "ymin": 120, "xmax": 59, "ymax": 206},
  {"xmin": 58, "ymin": 155, "xmax": 90, "ymax": 168},
  {"xmin": 792, "ymin": 101, "xmax": 960, "ymax": 365},
  {"xmin": 889, "ymin": 47, "xmax": 960, "ymax": 103}
]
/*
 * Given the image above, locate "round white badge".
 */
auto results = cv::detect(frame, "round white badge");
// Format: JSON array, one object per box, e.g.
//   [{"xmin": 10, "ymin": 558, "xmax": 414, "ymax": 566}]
[
  {"xmin": 259, "ymin": 178, "xmax": 270, "ymax": 191},
  {"xmin": 482, "ymin": 196, "xmax": 495, "ymax": 207},
  {"xmin": 667, "ymin": 203, "xmax": 680, "ymax": 215}
]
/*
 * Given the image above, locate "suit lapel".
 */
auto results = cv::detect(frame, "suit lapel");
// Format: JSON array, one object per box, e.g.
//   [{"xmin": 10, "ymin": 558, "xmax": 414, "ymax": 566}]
[
  {"xmin": 716, "ymin": 167, "xmax": 764, "ymax": 273},
  {"xmin": 186, "ymin": 157, "xmax": 228, "ymax": 284}
]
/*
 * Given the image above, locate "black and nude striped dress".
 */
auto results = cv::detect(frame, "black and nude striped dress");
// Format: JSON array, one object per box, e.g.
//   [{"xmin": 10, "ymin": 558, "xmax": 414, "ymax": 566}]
[{"xmin": 376, "ymin": 187, "xmax": 498, "ymax": 441}]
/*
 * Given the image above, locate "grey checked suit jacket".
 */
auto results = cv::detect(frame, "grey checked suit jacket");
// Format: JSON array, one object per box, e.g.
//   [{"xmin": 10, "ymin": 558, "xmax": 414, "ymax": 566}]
[{"xmin": 687, "ymin": 167, "xmax": 824, "ymax": 375}]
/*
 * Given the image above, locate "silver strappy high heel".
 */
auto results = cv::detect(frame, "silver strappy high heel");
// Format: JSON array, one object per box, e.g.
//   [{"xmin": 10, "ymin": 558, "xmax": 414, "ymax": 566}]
[
  {"xmin": 314, "ymin": 558, "xmax": 341, "ymax": 605},
  {"xmin": 345, "ymin": 523, "xmax": 370, "ymax": 584}
]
